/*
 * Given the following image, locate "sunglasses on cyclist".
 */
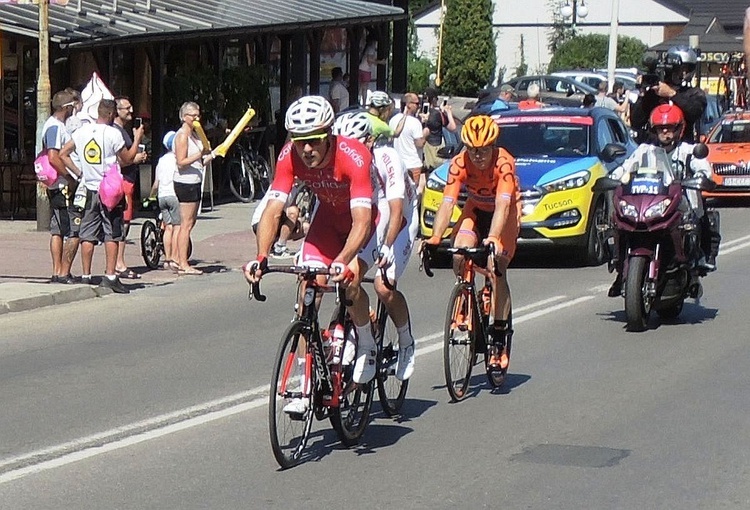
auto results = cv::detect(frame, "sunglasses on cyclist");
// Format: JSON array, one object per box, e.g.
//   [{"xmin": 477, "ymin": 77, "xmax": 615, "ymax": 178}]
[{"xmin": 290, "ymin": 133, "xmax": 328, "ymax": 145}]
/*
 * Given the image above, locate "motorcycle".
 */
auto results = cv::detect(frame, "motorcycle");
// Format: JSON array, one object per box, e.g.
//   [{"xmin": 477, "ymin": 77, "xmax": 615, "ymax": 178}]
[{"xmin": 595, "ymin": 144, "xmax": 715, "ymax": 332}]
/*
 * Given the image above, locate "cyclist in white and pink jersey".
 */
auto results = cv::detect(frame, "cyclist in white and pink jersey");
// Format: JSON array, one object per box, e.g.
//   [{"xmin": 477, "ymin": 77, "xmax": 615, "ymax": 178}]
[
  {"xmin": 333, "ymin": 111, "xmax": 419, "ymax": 381},
  {"xmin": 244, "ymin": 96, "xmax": 380, "ymax": 399}
]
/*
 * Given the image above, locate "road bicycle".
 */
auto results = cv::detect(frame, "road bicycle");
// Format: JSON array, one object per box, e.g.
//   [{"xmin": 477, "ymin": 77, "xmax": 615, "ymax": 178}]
[
  {"xmin": 421, "ymin": 244, "xmax": 513, "ymax": 402},
  {"xmin": 139, "ymin": 201, "xmax": 192, "ymax": 270},
  {"xmin": 251, "ymin": 264, "xmax": 406, "ymax": 468},
  {"xmin": 224, "ymin": 129, "xmax": 272, "ymax": 203}
]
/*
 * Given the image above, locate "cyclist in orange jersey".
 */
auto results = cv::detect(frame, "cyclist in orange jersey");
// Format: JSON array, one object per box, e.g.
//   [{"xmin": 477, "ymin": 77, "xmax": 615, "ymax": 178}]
[{"xmin": 422, "ymin": 115, "xmax": 521, "ymax": 371}]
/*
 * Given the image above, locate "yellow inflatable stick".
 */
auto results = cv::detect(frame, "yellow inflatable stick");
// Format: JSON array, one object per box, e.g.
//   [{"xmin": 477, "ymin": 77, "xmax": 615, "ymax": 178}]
[
  {"xmin": 213, "ymin": 106, "xmax": 256, "ymax": 158},
  {"xmin": 192, "ymin": 120, "xmax": 212, "ymax": 152}
]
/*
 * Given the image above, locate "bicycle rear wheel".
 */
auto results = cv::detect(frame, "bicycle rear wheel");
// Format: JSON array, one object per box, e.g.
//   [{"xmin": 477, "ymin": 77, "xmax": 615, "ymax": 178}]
[
  {"xmin": 375, "ymin": 302, "xmax": 408, "ymax": 416},
  {"xmin": 140, "ymin": 219, "xmax": 162, "ymax": 269},
  {"xmin": 444, "ymin": 282, "xmax": 476, "ymax": 402},
  {"xmin": 330, "ymin": 323, "xmax": 374, "ymax": 446},
  {"xmin": 250, "ymin": 154, "xmax": 272, "ymax": 199},
  {"xmin": 228, "ymin": 157, "xmax": 255, "ymax": 203},
  {"xmin": 269, "ymin": 320, "xmax": 315, "ymax": 469}
]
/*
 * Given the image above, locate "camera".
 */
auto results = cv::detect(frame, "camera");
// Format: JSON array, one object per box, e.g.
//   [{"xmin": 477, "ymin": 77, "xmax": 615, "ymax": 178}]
[
  {"xmin": 421, "ymin": 103, "xmax": 430, "ymax": 115},
  {"xmin": 640, "ymin": 53, "xmax": 665, "ymax": 90}
]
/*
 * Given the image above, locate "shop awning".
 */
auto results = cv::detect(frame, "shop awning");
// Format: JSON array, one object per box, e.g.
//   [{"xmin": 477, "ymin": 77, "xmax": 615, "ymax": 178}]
[{"xmin": 0, "ymin": 0, "xmax": 405, "ymax": 48}]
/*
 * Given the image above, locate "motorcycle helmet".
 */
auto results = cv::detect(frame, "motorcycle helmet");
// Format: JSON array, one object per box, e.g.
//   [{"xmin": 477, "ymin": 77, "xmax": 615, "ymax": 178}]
[
  {"xmin": 461, "ymin": 115, "xmax": 500, "ymax": 148},
  {"xmin": 664, "ymin": 46, "xmax": 698, "ymax": 85},
  {"xmin": 285, "ymin": 95, "xmax": 335, "ymax": 135},
  {"xmin": 649, "ymin": 103, "xmax": 685, "ymax": 150}
]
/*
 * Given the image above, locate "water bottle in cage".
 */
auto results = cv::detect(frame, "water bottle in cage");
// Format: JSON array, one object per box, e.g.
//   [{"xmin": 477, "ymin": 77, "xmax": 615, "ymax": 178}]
[{"xmin": 331, "ymin": 323, "xmax": 345, "ymax": 365}]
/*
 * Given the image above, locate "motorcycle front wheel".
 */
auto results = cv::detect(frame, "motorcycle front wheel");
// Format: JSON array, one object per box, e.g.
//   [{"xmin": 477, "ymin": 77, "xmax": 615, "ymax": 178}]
[{"xmin": 625, "ymin": 255, "xmax": 652, "ymax": 332}]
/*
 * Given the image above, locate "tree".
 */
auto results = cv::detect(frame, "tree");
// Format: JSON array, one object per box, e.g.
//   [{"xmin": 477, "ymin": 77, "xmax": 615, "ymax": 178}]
[
  {"xmin": 546, "ymin": 0, "xmax": 575, "ymax": 54},
  {"xmin": 548, "ymin": 33, "xmax": 647, "ymax": 73},
  {"xmin": 407, "ymin": 17, "xmax": 435, "ymax": 94},
  {"xmin": 515, "ymin": 35, "xmax": 528, "ymax": 78},
  {"xmin": 440, "ymin": 0, "xmax": 496, "ymax": 97}
]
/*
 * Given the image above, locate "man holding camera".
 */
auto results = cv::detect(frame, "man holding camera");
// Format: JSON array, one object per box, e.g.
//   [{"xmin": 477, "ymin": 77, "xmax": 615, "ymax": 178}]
[{"xmin": 631, "ymin": 46, "xmax": 707, "ymax": 144}]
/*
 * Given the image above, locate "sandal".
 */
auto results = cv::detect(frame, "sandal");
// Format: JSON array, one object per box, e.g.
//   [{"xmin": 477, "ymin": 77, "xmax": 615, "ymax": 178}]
[
  {"xmin": 163, "ymin": 260, "xmax": 180, "ymax": 272},
  {"xmin": 177, "ymin": 267, "xmax": 203, "ymax": 276},
  {"xmin": 116, "ymin": 268, "xmax": 142, "ymax": 279}
]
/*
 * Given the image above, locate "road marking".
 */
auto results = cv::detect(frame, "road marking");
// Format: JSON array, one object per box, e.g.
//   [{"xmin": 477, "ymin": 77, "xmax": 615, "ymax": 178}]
[
  {"xmin": 0, "ymin": 293, "xmax": 592, "ymax": 484},
  {"xmin": 718, "ymin": 238, "xmax": 750, "ymax": 256}
]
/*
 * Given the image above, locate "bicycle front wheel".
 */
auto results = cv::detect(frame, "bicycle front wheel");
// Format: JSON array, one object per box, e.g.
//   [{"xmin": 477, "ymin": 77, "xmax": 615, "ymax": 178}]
[
  {"xmin": 269, "ymin": 320, "xmax": 315, "ymax": 469},
  {"xmin": 140, "ymin": 220, "xmax": 162, "ymax": 269},
  {"xmin": 375, "ymin": 302, "xmax": 408, "ymax": 416},
  {"xmin": 444, "ymin": 282, "xmax": 476, "ymax": 402},
  {"xmin": 228, "ymin": 157, "xmax": 255, "ymax": 203},
  {"xmin": 330, "ymin": 324, "xmax": 374, "ymax": 446}
]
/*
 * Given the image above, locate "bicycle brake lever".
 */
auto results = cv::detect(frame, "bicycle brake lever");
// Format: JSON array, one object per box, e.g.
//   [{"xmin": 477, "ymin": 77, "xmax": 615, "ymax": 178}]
[{"xmin": 249, "ymin": 281, "xmax": 267, "ymax": 302}]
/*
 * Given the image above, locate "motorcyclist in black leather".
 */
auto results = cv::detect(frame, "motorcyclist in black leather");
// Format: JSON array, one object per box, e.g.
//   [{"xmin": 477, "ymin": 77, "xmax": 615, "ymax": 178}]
[{"xmin": 630, "ymin": 46, "xmax": 707, "ymax": 144}]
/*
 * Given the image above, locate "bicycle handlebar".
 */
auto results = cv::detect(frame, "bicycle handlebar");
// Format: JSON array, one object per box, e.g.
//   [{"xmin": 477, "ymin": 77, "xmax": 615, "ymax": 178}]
[
  {"xmin": 420, "ymin": 243, "xmax": 498, "ymax": 279},
  {"xmin": 248, "ymin": 265, "xmax": 331, "ymax": 302}
]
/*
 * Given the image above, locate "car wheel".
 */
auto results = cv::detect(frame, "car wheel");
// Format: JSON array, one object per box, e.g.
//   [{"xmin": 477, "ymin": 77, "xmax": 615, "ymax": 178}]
[{"xmin": 578, "ymin": 197, "xmax": 608, "ymax": 266}]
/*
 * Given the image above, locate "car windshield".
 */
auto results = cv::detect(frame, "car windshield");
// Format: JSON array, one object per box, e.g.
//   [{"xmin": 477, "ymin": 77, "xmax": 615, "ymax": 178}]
[
  {"xmin": 708, "ymin": 120, "xmax": 750, "ymax": 143},
  {"xmin": 496, "ymin": 122, "xmax": 589, "ymax": 157}
]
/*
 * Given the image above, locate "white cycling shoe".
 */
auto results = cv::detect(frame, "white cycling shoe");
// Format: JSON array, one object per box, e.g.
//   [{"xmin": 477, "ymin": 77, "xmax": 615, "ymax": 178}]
[
  {"xmin": 283, "ymin": 397, "xmax": 309, "ymax": 415},
  {"xmin": 395, "ymin": 340, "xmax": 415, "ymax": 381},
  {"xmin": 352, "ymin": 340, "xmax": 377, "ymax": 384}
]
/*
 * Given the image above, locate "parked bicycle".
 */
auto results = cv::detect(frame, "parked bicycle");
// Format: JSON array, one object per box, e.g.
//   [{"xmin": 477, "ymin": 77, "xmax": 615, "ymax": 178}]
[
  {"xmin": 251, "ymin": 264, "xmax": 405, "ymax": 468},
  {"xmin": 139, "ymin": 200, "xmax": 191, "ymax": 270},
  {"xmin": 421, "ymin": 244, "xmax": 513, "ymax": 402},
  {"xmin": 224, "ymin": 128, "xmax": 272, "ymax": 202}
]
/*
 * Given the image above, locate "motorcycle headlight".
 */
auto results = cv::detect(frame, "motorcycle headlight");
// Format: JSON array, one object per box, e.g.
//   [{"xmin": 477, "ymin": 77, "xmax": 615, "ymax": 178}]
[
  {"xmin": 644, "ymin": 198, "xmax": 671, "ymax": 219},
  {"xmin": 540, "ymin": 170, "xmax": 590, "ymax": 193},
  {"xmin": 618, "ymin": 200, "xmax": 638, "ymax": 218},
  {"xmin": 426, "ymin": 178, "xmax": 445, "ymax": 192}
]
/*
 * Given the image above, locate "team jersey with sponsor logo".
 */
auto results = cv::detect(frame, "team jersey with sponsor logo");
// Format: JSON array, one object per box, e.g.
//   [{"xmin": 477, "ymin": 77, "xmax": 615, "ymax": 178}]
[
  {"xmin": 270, "ymin": 136, "xmax": 373, "ymax": 215},
  {"xmin": 372, "ymin": 145, "xmax": 417, "ymax": 218},
  {"xmin": 71, "ymin": 123, "xmax": 125, "ymax": 191},
  {"xmin": 444, "ymin": 148, "xmax": 518, "ymax": 212}
]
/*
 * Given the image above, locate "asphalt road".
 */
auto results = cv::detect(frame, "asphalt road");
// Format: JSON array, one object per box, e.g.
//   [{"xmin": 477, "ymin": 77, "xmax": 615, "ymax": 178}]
[{"xmin": 1, "ymin": 204, "xmax": 750, "ymax": 509}]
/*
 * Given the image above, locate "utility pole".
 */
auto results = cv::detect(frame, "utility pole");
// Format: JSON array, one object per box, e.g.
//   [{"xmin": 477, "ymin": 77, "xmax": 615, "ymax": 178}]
[{"xmin": 36, "ymin": 0, "xmax": 51, "ymax": 231}]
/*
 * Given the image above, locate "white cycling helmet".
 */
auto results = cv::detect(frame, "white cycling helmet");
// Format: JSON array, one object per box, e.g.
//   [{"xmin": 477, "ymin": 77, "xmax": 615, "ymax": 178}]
[
  {"xmin": 285, "ymin": 95, "xmax": 335, "ymax": 135},
  {"xmin": 368, "ymin": 90, "xmax": 393, "ymax": 108},
  {"xmin": 332, "ymin": 112, "xmax": 372, "ymax": 141}
]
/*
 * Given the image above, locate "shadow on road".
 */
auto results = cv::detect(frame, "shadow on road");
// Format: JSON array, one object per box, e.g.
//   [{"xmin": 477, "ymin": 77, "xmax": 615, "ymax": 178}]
[{"xmin": 598, "ymin": 300, "xmax": 719, "ymax": 331}]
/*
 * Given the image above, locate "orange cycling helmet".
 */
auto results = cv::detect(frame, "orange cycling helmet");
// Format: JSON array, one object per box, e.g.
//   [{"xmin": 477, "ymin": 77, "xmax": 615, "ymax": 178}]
[{"xmin": 461, "ymin": 115, "xmax": 500, "ymax": 148}]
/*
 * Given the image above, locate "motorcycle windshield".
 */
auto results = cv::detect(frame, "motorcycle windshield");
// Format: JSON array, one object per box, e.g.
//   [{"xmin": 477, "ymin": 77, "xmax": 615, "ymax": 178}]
[{"xmin": 623, "ymin": 145, "xmax": 674, "ymax": 195}]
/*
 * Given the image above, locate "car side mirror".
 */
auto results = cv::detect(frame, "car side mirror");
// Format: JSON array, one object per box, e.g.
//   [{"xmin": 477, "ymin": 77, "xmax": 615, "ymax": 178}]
[
  {"xmin": 600, "ymin": 143, "xmax": 627, "ymax": 163},
  {"xmin": 692, "ymin": 143, "xmax": 709, "ymax": 159}
]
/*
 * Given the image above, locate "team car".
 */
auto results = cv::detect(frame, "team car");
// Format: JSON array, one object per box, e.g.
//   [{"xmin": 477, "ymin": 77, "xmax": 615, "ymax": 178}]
[
  {"xmin": 703, "ymin": 110, "xmax": 750, "ymax": 198},
  {"xmin": 420, "ymin": 107, "xmax": 637, "ymax": 265}
]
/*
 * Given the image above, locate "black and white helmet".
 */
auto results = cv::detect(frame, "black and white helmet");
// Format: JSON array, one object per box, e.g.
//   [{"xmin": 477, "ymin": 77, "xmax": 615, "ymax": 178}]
[
  {"xmin": 665, "ymin": 46, "xmax": 698, "ymax": 81},
  {"xmin": 285, "ymin": 95, "xmax": 335, "ymax": 135},
  {"xmin": 368, "ymin": 90, "xmax": 393, "ymax": 108},
  {"xmin": 332, "ymin": 112, "xmax": 372, "ymax": 141}
]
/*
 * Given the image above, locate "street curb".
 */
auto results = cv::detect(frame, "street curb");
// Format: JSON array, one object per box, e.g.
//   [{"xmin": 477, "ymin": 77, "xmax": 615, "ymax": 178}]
[{"xmin": 0, "ymin": 284, "xmax": 113, "ymax": 315}]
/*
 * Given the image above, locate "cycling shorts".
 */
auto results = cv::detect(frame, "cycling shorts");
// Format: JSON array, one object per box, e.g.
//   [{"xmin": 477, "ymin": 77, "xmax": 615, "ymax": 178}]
[
  {"xmin": 298, "ymin": 205, "xmax": 376, "ymax": 267},
  {"xmin": 453, "ymin": 201, "xmax": 517, "ymax": 262}
]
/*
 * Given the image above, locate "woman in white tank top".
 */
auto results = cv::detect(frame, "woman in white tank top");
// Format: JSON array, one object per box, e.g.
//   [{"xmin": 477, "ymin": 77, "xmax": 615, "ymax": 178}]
[{"xmin": 173, "ymin": 101, "xmax": 210, "ymax": 275}]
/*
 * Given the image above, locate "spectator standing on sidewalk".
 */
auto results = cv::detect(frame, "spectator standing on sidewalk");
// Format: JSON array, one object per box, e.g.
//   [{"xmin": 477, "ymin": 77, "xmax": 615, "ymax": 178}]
[
  {"xmin": 41, "ymin": 89, "xmax": 80, "ymax": 283},
  {"xmin": 420, "ymin": 87, "xmax": 457, "ymax": 173},
  {"xmin": 328, "ymin": 67, "xmax": 350, "ymax": 114},
  {"xmin": 251, "ymin": 180, "xmax": 309, "ymax": 258},
  {"xmin": 113, "ymin": 96, "xmax": 148, "ymax": 279},
  {"xmin": 173, "ymin": 101, "xmax": 212, "ymax": 275},
  {"xmin": 389, "ymin": 92, "xmax": 425, "ymax": 193},
  {"xmin": 59, "ymin": 99, "xmax": 144, "ymax": 294}
]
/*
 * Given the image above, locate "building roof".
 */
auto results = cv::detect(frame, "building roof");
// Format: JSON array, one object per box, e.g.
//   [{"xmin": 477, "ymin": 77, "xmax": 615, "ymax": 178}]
[
  {"xmin": 0, "ymin": 0, "xmax": 405, "ymax": 48},
  {"xmin": 665, "ymin": 0, "xmax": 748, "ymax": 31},
  {"xmin": 650, "ymin": 13, "xmax": 743, "ymax": 53}
]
